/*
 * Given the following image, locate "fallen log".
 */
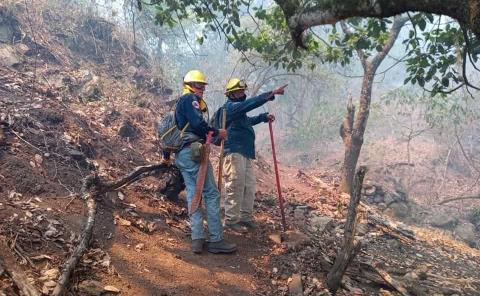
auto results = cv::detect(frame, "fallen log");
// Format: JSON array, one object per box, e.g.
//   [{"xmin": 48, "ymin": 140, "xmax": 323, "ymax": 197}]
[
  {"xmin": 354, "ymin": 261, "xmax": 411, "ymax": 295},
  {"xmin": 326, "ymin": 166, "xmax": 367, "ymax": 294},
  {"xmin": 52, "ymin": 191, "xmax": 97, "ymax": 296},
  {"xmin": 438, "ymin": 194, "xmax": 480, "ymax": 205},
  {"xmin": 102, "ymin": 163, "xmax": 169, "ymax": 190},
  {"xmin": 52, "ymin": 163, "xmax": 170, "ymax": 296},
  {"xmin": 0, "ymin": 241, "xmax": 40, "ymax": 296},
  {"xmin": 361, "ymin": 202, "xmax": 416, "ymax": 241},
  {"xmin": 372, "ymin": 263, "xmax": 411, "ymax": 296}
]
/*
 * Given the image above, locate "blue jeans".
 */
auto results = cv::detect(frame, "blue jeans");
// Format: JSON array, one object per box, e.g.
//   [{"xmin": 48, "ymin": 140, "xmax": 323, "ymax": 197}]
[{"xmin": 175, "ymin": 147, "xmax": 223, "ymax": 242}]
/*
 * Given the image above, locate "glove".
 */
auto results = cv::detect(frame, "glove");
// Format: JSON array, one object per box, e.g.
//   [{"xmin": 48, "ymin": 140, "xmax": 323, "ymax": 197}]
[
  {"xmin": 218, "ymin": 128, "xmax": 227, "ymax": 140},
  {"xmin": 161, "ymin": 157, "xmax": 173, "ymax": 166}
]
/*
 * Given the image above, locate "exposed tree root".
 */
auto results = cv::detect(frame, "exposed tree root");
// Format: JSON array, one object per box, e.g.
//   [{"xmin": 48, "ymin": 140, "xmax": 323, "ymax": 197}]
[{"xmin": 52, "ymin": 163, "xmax": 171, "ymax": 296}]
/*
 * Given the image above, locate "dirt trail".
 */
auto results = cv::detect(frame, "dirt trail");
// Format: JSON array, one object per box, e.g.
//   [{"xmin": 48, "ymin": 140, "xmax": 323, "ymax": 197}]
[
  {"xmin": 86, "ymin": 181, "xmax": 278, "ymax": 296},
  {"xmin": 81, "ymin": 163, "xmax": 346, "ymax": 296},
  {"xmin": 103, "ymin": 226, "xmax": 269, "ymax": 296}
]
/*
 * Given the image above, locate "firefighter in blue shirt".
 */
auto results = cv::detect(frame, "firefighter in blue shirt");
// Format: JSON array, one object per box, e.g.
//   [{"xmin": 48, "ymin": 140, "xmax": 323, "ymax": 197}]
[{"xmin": 222, "ymin": 78, "xmax": 286, "ymax": 233}]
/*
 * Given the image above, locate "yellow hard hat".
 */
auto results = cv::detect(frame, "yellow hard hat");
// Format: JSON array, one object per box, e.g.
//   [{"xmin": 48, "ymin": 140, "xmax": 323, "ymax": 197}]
[
  {"xmin": 183, "ymin": 70, "xmax": 207, "ymax": 84},
  {"xmin": 225, "ymin": 78, "xmax": 247, "ymax": 94}
]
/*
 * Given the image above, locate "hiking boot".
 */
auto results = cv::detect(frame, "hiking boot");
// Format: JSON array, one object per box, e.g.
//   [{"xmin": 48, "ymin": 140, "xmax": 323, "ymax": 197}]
[
  {"xmin": 191, "ymin": 239, "xmax": 205, "ymax": 254},
  {"xmin": 239, "ymin": 220, "xmax": 258, "ymax": 230},
  {"xmin": 207, "ymin": 239, "xmax": 237, "ymax": 254},
  {"xmin": 225, "ymin": 223, "xmax": 248, "ymax": 234}
]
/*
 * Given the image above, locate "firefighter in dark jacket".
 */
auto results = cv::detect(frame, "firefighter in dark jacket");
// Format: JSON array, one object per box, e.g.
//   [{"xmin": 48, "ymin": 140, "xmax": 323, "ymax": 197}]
[
  {"xmin": 222, "ymin": 78, "xmax": 286, "ymax": 233},
  {"xmin": 175, "ymin": 70, "xmax": 236, "ymax": 254}
]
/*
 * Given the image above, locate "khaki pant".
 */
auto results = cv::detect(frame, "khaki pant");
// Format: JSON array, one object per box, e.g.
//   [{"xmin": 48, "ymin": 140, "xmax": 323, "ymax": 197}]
[{"xmin": 223, "ymin": 153, "xmax": 256, "ymax": 225}]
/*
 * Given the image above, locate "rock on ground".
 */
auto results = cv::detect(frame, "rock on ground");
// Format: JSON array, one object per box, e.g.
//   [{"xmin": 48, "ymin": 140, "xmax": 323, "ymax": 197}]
[
  {"xmin": 454, "ymin": 222, "xmax": 478, "ymax": 248},
  {"xmin": 288, "ymin": 273, "xmax": 303, "ymax": 296}
]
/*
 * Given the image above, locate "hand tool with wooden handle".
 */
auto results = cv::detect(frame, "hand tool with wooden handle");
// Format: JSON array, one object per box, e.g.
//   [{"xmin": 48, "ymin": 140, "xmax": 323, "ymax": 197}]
[
  {"xmin": 217, "ymin": 108, "xmax": 227, "ymax": 191},
  {"xmin": 190, "ymin": 131, "xmax": 214, "ymax": 214}
]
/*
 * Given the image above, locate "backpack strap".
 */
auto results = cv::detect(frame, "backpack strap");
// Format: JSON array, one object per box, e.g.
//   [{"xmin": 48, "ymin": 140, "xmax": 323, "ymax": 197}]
[{"xmin": 173, "ymin": 98, "xmax": 189, "ymax": 134}]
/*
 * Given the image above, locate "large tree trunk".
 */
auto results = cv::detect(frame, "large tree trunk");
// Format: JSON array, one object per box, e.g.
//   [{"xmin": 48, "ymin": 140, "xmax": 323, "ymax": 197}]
[{"xmin": 275, "ymin": 0, "xmax": 480, "ymax": 47}]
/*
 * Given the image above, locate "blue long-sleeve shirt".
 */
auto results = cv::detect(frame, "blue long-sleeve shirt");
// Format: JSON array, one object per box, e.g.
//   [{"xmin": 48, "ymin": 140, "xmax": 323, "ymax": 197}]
[{"xmin": 224, "ymin": 92, "xmax": 273, "ymax": 159}]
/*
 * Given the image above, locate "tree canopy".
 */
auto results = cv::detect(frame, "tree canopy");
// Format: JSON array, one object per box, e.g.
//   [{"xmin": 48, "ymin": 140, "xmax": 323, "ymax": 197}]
[{"xmin": 148, "ymin": 0, "xmax": 480, "ymax": 95}]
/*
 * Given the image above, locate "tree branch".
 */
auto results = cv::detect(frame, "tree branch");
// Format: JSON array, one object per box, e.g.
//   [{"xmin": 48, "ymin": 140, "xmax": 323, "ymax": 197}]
[
  {"xmin": 462, "ymin": 26, "xmax": 480, "ymax": 73},
  {"xmin": 199, "ymin": 0, "xmax": 256, "ymax": 66},
  {"xmin": 340, "ymin": 21, "xmax": 367, "ymax": 69},
  {"xmin": 454, "ymin": 127, "xmax": 480, "ymax": 174},
  {"xmin": 274, "ymin": 0, "xmax": 480, "ymax": 47},
  {"xmin": 439, "ymin": 194, "xmax": 480, "ymax": 205},
  {"xmin": 336, "ymin": 53, "xmax": 408, "ymax": 79},
  {"xmin": 460, "ymin": 26, "xmax": 480, "ymax": 90},
  {"xmin": 371, "ymin": 16, "xmax": 409, "ymax": 69},
  {"xmin": 371, "ymin": 263, "xmax": 412, "ymax": 296},
  {"xmin": 174, "ymin": 10, "xmax": 203, "ymax": 56}
]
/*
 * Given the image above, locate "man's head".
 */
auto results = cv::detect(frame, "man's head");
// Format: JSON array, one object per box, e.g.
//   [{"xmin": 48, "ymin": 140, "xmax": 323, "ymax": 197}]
[
  {"xmin": 225, "ymin": 78, "xmax": 247, "ymax": 101},
  {"xmin": 183, "ymin": 70, "xmax": 207, "ymax": 98}
]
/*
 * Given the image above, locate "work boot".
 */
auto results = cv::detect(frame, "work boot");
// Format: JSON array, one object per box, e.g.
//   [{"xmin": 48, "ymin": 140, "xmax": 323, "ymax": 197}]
[
  {"xmin": 207, "ymin": 239, "xmax": 237, "ymax": 254},
  {"xmin": 191, "ymin": 239, "xmax": 205, "ymax": 254},
  {"xmin": 239, "ymin": 220, "xmax": 258, "ymax": 231},
  {"xmin": 225, "ymin": 223, "xmax": 248, "ymax": 234}
]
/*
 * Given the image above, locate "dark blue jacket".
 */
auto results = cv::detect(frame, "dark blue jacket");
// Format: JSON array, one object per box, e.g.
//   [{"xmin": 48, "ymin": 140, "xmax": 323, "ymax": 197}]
[
  {"xmin": 175, "ymin": 93, "xmax": 217, "ymax": 147},
  {"xmin": 224, "ymin": 92, "xmax": 273, "ymax": 159}
]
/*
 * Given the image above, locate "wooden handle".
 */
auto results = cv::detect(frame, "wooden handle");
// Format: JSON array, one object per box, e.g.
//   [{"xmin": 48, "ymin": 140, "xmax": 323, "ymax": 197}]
[
  {"xmin": 190, "ymin": 131, "xmax": 214, "ymax": 214},
  {"xmin": 217, "ymin": 108, "xmax": 227, "ymax": 191}
]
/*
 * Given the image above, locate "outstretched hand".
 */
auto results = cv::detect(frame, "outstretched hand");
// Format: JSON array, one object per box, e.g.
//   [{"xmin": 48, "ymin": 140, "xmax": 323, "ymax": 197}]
[
  {"xmin": 272, "ymin": 84, "xmax": 288, "ymax": 96},
  {"xmin": 267, "ymin": 114, "xmax": 275, "ymax": 122}
]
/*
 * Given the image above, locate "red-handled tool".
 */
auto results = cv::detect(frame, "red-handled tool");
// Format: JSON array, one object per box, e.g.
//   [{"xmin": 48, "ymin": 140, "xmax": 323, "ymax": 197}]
[
  {"xmin": 268, "ymin": 119, "xmax": 287, "ymax": 231},
  {"xmin": 190, "ymin": 131, "xmax": 214, "ymax": 214}
]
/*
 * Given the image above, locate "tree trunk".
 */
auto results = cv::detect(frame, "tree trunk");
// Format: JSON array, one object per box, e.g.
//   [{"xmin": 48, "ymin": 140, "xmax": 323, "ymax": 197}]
[
  {"xmin": 340, "ymin": 68, "xmax": 374, "ymax": 193},
  {"xmin": 341, "ymin": 135, "xmax": 363, "ymax": 193},
  {"xmin": 339, "ymin": 16, "xmax": 406, "ymax": 193},
  {"xmin": 327, "ymin": 166, "xmax": 367, "ymax": 294}
]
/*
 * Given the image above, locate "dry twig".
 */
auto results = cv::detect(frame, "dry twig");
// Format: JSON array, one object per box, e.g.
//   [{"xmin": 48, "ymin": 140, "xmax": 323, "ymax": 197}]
[{"xmin": 0, "ymin": 241, "xmax": 40, "ymax": 296}]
